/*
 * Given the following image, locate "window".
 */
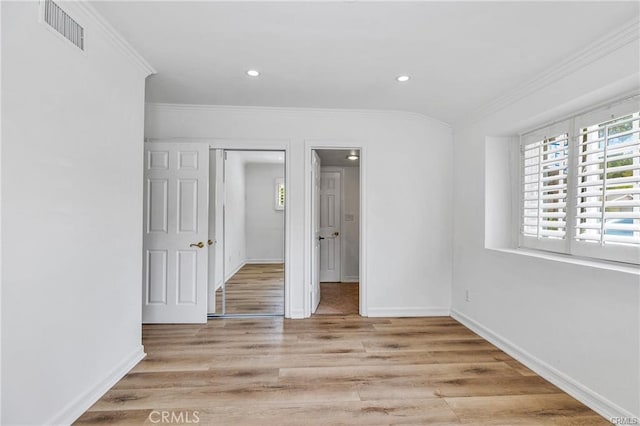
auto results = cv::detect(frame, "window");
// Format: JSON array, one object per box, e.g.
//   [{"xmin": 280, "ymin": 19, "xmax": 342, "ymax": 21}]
[
  {"xmin": 275, "ymin": 178, "xmax": 285, "ymax": 210},
  {"xmin": 520, "ymin": 99, "xmax": 640, "ymax": 264}
]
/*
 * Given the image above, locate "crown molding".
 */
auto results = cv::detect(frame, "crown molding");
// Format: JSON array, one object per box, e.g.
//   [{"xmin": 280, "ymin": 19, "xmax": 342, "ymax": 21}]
[
  {"xmin": 145, "ymin": 102, "xmax": 452, "ymax": 129},
  {"xmin": 72, "ymin": 1, "xmax": 156, "ymax": 77},
  {"xmin": 467, "ymin": 16, "xmax": 640, "ymax": 124}
]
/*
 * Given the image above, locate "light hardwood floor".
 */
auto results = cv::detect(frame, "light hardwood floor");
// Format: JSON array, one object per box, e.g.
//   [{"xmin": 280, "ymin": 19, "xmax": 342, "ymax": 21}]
[
  {"xmin": 316, "ymin": 282, "xmax": 359, "ymax": 315},
  {"xmin": 76, "ymin": 316, "xmax": 607, "ymax": 425},
  {"xmin": 215, "ymin": 263, "xmax": 284, "ymax": 315}
]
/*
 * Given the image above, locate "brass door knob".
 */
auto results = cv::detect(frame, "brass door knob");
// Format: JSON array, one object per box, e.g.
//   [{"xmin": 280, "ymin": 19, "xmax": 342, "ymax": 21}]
[
  {"xmin": 332, "ymin": 231, "xmax": 339, "ymax": 237},
  {"xmin": 208, "ymin": 239, "xmax": 214, "ymax": 246},
  {"xmin": 190, "ymin": 242, "xmax": 205, "ymax": 248}
]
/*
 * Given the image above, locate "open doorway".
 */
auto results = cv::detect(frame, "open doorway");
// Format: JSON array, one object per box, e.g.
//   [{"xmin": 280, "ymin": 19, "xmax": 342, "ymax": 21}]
[
  {"xmin": 311, "ymin": 149, "xmax": 361, "ymax": 316},
  {"xmin": 209, "ymin": 149, "xmax": 286, "ymax": 317}
]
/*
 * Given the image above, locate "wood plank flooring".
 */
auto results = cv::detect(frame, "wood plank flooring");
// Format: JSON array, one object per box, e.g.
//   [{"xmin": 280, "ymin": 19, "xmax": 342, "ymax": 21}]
[
  {"xmin": 75, "ymin": 316, "xmax": 608, "ymax": 425},
  {"xmin": 215, "ymin": 263, "xmax": 284, "ymax": 315},
  {"xmin": 315, "ymin": 282, "xmax": 359, "ymax": 315}
]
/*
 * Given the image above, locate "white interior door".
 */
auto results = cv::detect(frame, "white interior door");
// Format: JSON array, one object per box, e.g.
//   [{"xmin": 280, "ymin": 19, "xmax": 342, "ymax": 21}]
[
  {"xmin": 320, "ymin": 170, "xmax": 341, "ymax": 282},
  {"xmin": 143, "ymin": 142, "xmax": 209, "ymax": 323},
  {"xmin": 311, "ymin": 151, "xmax": 322, "ymax": 312}
]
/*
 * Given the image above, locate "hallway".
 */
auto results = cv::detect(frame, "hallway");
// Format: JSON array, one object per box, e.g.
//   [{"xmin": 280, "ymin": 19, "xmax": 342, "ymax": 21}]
[{"xmin": 216, "ymin": 263, "xmax": 284, "ymax": 315}]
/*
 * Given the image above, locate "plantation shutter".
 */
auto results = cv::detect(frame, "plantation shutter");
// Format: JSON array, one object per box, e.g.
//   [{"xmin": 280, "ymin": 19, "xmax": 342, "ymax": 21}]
[
  {"xmin": 519, "ymin": 97, "xmax": 639, "ymax": 263},
  {"xmin": 520, "ymin": 121, "xmax": 571, "ymax": 252},
  {"xmin": 574, "ymin": 110, "xmax": 640, "ymax": 250}
]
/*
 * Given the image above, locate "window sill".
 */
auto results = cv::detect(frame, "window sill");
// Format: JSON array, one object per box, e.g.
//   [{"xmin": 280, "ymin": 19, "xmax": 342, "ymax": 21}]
[{"xmin": 487, "ymin": 247, "xmax": 640, "ymax": 276}]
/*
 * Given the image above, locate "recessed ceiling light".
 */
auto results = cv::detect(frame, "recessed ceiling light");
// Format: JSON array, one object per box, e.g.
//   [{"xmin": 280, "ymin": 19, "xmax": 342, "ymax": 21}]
[
  {"xmin": 396, "ymin": 75, "xmax": 410, "ymax": 82},
  {"xmin": 346, "ymin": 154, "xmax": 359, "ymax": 161},
  {"xmin": 247, "ymin": 69, "xmax": 260, "ymax": 77}
]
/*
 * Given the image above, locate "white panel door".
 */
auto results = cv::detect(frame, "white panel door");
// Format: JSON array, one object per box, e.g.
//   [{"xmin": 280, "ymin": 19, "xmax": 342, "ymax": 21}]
[
  {"xmin": 143, "ymin": 143, "xmax": 209, "ymax": 323},
  {"xmin": 311, "ymin": 152, "xmax": 322, "ymax": 313},
  {"xmin": 320, "ymin": 170, "xmax": 341, "ymax": 282}
]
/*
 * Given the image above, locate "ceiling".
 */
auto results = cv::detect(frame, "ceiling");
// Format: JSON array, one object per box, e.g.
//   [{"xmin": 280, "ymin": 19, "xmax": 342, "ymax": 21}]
[
  {"xmin": 92, "ymin": 1, "xmax": 638, "ymax": 124},
  {"xmin": 316, "ymin": 149, "xmax": 360, "ymax": 167}
]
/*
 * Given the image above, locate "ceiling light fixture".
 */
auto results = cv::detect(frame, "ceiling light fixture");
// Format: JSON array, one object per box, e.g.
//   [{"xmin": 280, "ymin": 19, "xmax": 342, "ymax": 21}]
[
  {"xmin": 247, "ymin": 69, "xmax": 260, "ymax": 77},
  {"xmin": 396, "ymin": 75, "xmax": 410, "ymax": 82},
  {"xmin": 346, "ymin": 154, "xmax": 359, "ymax": 161}
]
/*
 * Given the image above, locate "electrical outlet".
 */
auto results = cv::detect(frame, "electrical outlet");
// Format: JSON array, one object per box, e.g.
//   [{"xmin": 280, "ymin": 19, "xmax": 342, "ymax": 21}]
[{"xmin": 465, "ymin": 290, "xmax": 471, "ymax": 302}]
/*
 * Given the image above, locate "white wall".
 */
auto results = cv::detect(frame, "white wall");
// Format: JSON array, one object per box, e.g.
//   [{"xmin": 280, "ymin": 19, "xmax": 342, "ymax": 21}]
[
  {"xmin": 245, "ymin": 163, "xmax": 285, "ymax": 263},
  {"xmin": 452, "ymin": 34, "xmax": 640, "ymax": 418},
  {"xmin": 1, "ymin": 2, "xmax": 151, "ymax": 424},
  {"xmin": 224, "ymin": 152, "xmax": 246, "ymax": 280},
  {"xmin": 145, "ymin": 104, "xmax": 453, "ymax": 318}
]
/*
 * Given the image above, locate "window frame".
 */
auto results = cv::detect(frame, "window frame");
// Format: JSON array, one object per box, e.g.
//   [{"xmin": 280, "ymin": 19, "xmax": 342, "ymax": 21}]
[{"xmin": 518, "ymin": 98, "xmax": 640, "ymax": 265}]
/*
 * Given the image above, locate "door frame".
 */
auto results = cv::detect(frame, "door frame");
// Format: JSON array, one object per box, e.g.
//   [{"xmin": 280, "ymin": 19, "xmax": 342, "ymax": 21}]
[
  {"xmin": 311, "ymin": 151, "xmax": 321, "ymax": 313},
  {"xmin": 146, "ymin": 138, "xmax": 292, "ymax": 318},
  {"xmin": 304, "ymin": 141, "xmax": 367, "ymax": 317},
  {"xmin": 207, "ymin": 149, "xmax": 225, "ymax": 314}
]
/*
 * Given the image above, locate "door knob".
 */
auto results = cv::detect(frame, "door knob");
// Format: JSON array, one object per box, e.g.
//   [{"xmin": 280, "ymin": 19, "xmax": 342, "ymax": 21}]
[
  {"xmin": 318, "ymin": 236, "xmax": 325, "ymax": 241},
  {"xmin": 208, "ymin": 239, "xmax": 214, "ymax": 246},
  {"xmin": 190, "ymin": 242, "xmax": 205, "ymax": 248},
  {"xmin": 332, "ymin": 232, "xmax": 339, "ymax": 237}
]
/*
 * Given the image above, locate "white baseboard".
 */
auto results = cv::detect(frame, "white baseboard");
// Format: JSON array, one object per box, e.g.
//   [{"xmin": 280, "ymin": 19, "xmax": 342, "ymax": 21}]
[
  {"xmin": 340, "ymin": 276, "xmax": 359, "ymax": 283},
  {"xmin": 225, "ymin": 261, "xmax": 246, "ymax": 282},
  {"xmin": 48, "ymin": 345, "xmax": 146, "ymax": 425},
  {"xmin": 451, "ymin": 309, "xmax": 637, "ymax": 421},
  {"xmin": 245, "ymin": 259, "xmax": 284, "ymax": 264},
  {"xmin": 367, "ymin": 307, "xmax": 450, "ymax": 317}
]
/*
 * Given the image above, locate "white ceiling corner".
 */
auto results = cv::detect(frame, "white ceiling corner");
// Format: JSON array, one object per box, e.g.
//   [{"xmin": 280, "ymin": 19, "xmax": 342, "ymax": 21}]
[
  {"xmin": 75, "ymin": 1, "xmax": 156, "ymax": 76},
  {"xmin": 469, "ymin": 15, "xmax": 640, "ymax": 124}
]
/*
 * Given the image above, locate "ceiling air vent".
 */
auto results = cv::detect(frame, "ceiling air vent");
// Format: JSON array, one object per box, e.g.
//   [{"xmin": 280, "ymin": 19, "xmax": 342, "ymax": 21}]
[{"xmin": 42, "ymin": 0, "xmax": 84, "ymax": 51}]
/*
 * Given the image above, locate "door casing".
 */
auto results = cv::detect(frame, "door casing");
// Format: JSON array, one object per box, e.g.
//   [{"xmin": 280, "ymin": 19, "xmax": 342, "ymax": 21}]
[
  {"xmin": 311, "ymin": 151, "xmax": 322, "ymax": 313},
  {"xmin": 214, "ymin": 148, "xmax": 287, "ymax": 317},
  {"xmin": 304, "ymin": 142, "xmax": 366, "ymax": 318}
]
